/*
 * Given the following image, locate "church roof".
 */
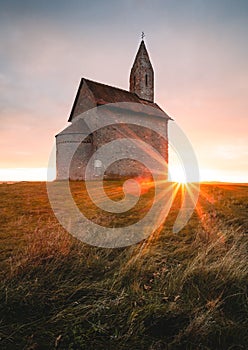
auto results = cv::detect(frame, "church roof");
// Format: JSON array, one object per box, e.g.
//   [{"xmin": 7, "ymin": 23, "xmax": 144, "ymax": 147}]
[
  {"xmin": 68, "ymin": 78, "xmax": 172, "ymax": 122},
  {"xmin": 56, "ymin": 118, "xmax": 92, "ymax": 136},
  {"xmin": 131, "ymin": 40, "xmax": 153, "ymax": 71}
]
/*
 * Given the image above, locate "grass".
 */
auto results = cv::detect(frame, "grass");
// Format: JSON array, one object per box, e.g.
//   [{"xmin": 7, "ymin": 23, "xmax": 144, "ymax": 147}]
[{"xmin": 0, "ymin": 181, "xmax": 247, "ymax": 349}]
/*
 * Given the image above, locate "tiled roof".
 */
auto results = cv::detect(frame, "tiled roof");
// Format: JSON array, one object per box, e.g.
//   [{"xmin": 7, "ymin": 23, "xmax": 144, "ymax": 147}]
[{"xmin": 68, "ymin": 78, "xmax": 172, "ymax": 121}]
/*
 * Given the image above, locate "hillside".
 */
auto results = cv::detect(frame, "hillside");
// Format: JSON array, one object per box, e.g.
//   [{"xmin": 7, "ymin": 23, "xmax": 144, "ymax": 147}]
[{"xmin": 0, "ymin": 182, "xmax": 247, "ymax": 349}]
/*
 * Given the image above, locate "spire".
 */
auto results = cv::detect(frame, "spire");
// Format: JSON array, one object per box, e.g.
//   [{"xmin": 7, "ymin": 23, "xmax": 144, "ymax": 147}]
[{"xmin": 129, "ymin": 37, "xmax": 154, "ymax": 102}]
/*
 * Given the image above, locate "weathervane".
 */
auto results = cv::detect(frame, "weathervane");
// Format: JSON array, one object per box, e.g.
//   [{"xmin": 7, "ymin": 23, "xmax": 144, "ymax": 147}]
[{"xmin": 141, "ymin": 31, "xmax": 145, "ymax": 40}]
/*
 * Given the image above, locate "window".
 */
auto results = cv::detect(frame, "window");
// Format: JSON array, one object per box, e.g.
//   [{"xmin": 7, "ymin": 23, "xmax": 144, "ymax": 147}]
[{"xmin": 145, "ymin": 74, "xmax": 148, "ymax": 86}]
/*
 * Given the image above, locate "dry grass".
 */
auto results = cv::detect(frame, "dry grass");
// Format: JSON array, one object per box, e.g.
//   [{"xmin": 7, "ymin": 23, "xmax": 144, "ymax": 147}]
[{"xmin": 0, "ymin": 181, "xmax": 247, "ymax": 349}]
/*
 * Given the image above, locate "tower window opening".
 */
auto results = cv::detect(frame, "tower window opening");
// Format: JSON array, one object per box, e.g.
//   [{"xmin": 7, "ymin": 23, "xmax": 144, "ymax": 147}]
[
  {"xmin": 145, "ymin": 74, "xmax": 148, "ymax": 86},
  {"xmin": 134, "ymin": 76, "xmax": 136, "ymax": 86}
]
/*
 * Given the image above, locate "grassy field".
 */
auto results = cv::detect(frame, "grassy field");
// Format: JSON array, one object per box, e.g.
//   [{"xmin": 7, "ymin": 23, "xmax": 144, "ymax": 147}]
[{"xmin": 0, "ymin": 181, "xmax": 247, "ymax": 350}]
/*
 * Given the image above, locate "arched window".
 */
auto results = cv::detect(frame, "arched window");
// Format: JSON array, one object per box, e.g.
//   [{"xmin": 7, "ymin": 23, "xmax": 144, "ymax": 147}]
[
  {"xmin": 134, "ymin": 75, "xmax": 136, "ymax": 86},
  {"xmin": 145, "ymin": 74, "xmax": 148, "ymax": 86}
]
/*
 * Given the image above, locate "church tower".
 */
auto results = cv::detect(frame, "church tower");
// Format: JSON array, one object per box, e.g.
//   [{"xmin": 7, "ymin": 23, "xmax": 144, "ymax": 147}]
[{"xmin": 129, "ymin": 39, "xmax": 154, "ymax": 102}]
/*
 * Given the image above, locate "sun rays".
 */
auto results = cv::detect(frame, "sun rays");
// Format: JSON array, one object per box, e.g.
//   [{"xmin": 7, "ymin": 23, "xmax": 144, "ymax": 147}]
[{"xmin": 70, "ymin": 172, "xmax": 236, "ymax": 252}]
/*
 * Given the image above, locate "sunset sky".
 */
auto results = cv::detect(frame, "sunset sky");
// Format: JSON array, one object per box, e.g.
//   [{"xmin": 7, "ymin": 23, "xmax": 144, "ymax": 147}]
[{"xmin": 0, "ymin": 0, "xmax": 247, "ymax": 182}]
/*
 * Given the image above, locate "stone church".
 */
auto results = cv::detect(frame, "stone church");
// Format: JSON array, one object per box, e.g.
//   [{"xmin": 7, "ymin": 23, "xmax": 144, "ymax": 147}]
[{"xmin": 56, "ymin": 39, "xmax": 172, "ymax": 180}]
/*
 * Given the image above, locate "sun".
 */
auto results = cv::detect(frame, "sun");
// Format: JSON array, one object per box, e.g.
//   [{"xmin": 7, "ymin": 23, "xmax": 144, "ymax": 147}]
[
  {"xmin": 169, "ymin": 168, "xmax": 187, "ymax": 185},
  {"xmin": 176, "ymin": 178, "xmax": 187, "ymax": 185}
]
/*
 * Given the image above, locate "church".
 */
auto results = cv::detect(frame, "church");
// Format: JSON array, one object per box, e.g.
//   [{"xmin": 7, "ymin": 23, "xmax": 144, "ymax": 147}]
[{"xmin": 56, "ymin": 39, "xmax": 172, "ymax": 180}]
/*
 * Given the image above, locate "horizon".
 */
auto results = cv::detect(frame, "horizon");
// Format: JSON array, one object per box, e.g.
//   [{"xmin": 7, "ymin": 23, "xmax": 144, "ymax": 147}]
[{"xmin": 0, "ymin": 167, "xmax": 247, "ymax": 184}]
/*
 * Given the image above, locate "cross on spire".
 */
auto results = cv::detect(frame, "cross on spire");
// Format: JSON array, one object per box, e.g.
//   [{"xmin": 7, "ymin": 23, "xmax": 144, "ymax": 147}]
[{"xmin": 141, "ymin": 31, "xmax": 145, "ymax": 40}]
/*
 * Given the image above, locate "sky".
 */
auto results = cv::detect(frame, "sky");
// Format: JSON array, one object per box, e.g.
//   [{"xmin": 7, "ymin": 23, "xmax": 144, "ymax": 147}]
[{"xmin": 0, "ymin": 0, "xmax": 247, "ymax": 182}]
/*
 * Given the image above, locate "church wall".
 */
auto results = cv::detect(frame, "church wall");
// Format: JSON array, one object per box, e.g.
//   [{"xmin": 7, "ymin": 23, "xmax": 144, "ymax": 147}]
[
  {"xmin": 56, "ymin": 109, "xmax": 168, "ymax": 181},
  {"xmin": 56, "ymin": 133, "xmax": 93, "ymax": 180},
  {"xmin": 91, "ymin": 110, "xmax": 168, "ymax": 179},
  {"xmin": 69, "ymin": 81, "xmax": 96, "ymax": 121}
]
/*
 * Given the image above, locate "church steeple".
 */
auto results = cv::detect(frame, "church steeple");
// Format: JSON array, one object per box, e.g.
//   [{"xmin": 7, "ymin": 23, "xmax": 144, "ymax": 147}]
[{"xmin": 129, "ymin": 39, "xmax": 154, "ymax": 102}]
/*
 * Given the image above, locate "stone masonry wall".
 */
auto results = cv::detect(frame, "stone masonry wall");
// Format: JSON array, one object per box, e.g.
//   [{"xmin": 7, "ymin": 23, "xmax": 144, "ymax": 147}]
[{"xmin": 57, "ymin": 109, "xmax": 168, "ymax": 181}]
